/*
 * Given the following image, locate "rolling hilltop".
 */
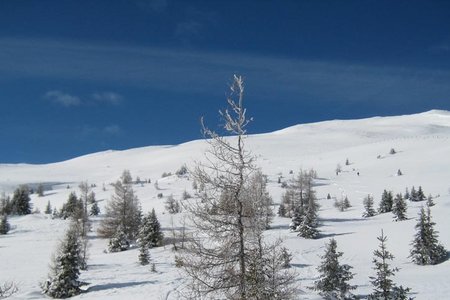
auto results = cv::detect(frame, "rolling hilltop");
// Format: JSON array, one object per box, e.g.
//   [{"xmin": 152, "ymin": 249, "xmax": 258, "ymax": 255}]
[{"xmin": 1, "ymin": 110, "xmax": 449, "ymax": 299}]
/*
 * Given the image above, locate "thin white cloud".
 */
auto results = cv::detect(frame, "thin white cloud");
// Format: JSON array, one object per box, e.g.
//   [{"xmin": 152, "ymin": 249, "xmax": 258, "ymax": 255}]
[
  {"xmin": 44, "ymin": 90, "xmax": 81, "ymax": 107},
  {"xmin": 103, "ymin": 125, "xmax": 123, "ymax": 135},
  {"xmin": 3, "ymin": 38, "xmax": 450, "ymax": 107},
  {"xmin": 92, "ymin": 92, "xmax": 123, "ymax": 105}
]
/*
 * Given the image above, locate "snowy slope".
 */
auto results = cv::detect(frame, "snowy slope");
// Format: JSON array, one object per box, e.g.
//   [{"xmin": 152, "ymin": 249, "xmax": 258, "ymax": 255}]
[{"xmin": 1, "ymin": 110, "xmax": 449, "ymax": 299}]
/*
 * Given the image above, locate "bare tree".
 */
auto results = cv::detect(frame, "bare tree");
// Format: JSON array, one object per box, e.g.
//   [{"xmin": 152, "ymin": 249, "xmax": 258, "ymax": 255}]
[
  {"xmin": 98, "ymin": 170, "xmax": 142, "ymax": 244},
  {"xmin": 181, "ymin": 75, "xmax": 296, "ymax": 299}
]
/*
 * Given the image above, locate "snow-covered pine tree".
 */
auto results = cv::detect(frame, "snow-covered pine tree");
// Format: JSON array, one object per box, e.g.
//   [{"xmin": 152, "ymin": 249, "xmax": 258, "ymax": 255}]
[
  {"xmin": 140, "ymin": 208, "xmax": 164, "ymax": 248},
  {"xmin": 409, "ymin": 186, "xmax": 419, "ymax": 202},
  {"xmin": 89, "ymin": 201, "xmax": 100, "ymax": 216},
  {"xmin": 278, "ymin": 204, "xmax": 286, "ymax": 217},
  {"xmin": 44, "ymin": 201, "xmax": 52, "ymax": 215},
  {"xmin": 297, "ymin": 195, "xmax": 320, "ymax": 239},
  {"xmin": 0, "ymin": 214, "xmax": 10, "ymax": 234},
  {"xmin": 37, "ymin": 184, "xmax": 44, "ymax": 197},
  {"xmin": 410, "ymin": 206, "xmax": 447, "ymax": 265},
  {"xmin": 404, "ymin": 187, "xmax": 410, "ymax": 200},
  {"xmin": 426, "ymin": 194, "xmax": 434, "ymax": 207},
  {"xmin": 368, "ymin": 230, "xmax": 412, "ymax": 300},
  {"xmin": 343, "ymin": 196, "xmax": 351, "ymax": 209},
  {"xmin": 138, "ymin": 241, "xmax": 150, "ymax": 266},
  {"xmin": 108, "ymin": 224, "xmax": 130, "ymax": 252},
  {"xmin": 392, "ymin": 193, "xmax": 407, "ymax": 221},
  {"xmin": 11, "ymin": 185, "xmax": 31, "ymax": 215},
  {"xmin": 416, "ymin": 186, "xmax": 426, "ymax": 202},
  {"xmin": 312, "ymin": 238, "xmax": 356, "ymax": 299},
  {"xmin": 363, "ymin": 194, "xmax": 376, "ymax": 217},
  {"xmin": 42, "ymin": 223, "xmax": 82, "ymax": 298},
  {"xmin": 378, "ymin": 190, "xmax": 393, "ymax": 213}
]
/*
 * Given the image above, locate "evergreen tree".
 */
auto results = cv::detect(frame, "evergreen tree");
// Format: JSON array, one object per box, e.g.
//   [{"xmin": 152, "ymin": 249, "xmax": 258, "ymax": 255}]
[
  {"xmin": 37, "ymin": 184, "xmax": 45, "ymax": 197},
  {"xmin": 108, "ymin": 224, "xmax": 130, "ymax": 252},
  {"xmin": 297, "ymin": 196, "xmax": 320, "ymax": 239},
  {"xmin": 61, "ymin": 192, "xmax": 83, "ymax": 220},
  {"xmin": 89, "ymin": 201, "xmax": 100, "ymax": 216},
  {"xmin": 363, "ymin": 194, "xmax": 376, "ymax": 217},
  {"xmin": 11, "ymin": 185, "xmax": 32, "ymax": 215},
  {"xmin": 343, "ymin": 196, "xmax": 351, "ymax": 209},
  {"xmin": 139, "ymin": 208, "xmax": 164, "ymax": 248},
  {"xmin": 278, "ymin": 204, "xmax": 286, "ymax": 217},
  {"xmin": 368, "ymin": 230, "xmax": 411, "ymax": 300},
  {"xmin": 410, "ymin": 206, "xmax": 447, "ymax": 265},
  {"xmin": 0, "ymin": 193, "xmax": 12, "ymax": 215},
  {"xmin": 138, "ymin": 241, "xmax": 150, "ymax": 266},
  {"xmin": 392, "ymin": 193, "xmax": 407, "ymax": 221},
  {"xmin": 312, "ymin": 238, "xmax": 356, "ymax": 299},
  {"xmin": 404, "ymin": 188, "xmax": 410, "ymax": 200},
  {"xmin": 416, "ymin": 186, "xmax": 426, "ymax": 202},
  {"xmin": 42, "ymin": 223, "xmax": 82, "ymax": 298},
  {"xmin": 378, "ymin": 190, "xmax": 393, "ymax": 213},
  {"xmin": 426, "ymin": 194, "xmax": 434, "ymax": 207},
  {"xmin": 280, "ymin": 246, "xmax": 292, "ymax": 268},
  {"xmin": 0, "ymin": 214, "xmax": 10, "ymax": 234},
  {"xmin": 289, "ymin": 206, "xmax": 303, "ymax": 231},
  {"xmin": 409, "ymin": 186, "xmax": 419, "ymax": 202},
  {"xmin": 44, "ymin": 201, "xmax": 52, "ymax": 215},
  {"xmin": 165, "ymin": 194, "xmax": 181, "ymax": 214}
]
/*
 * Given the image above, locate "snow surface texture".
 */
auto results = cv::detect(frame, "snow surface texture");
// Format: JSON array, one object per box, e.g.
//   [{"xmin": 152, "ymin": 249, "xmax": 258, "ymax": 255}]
[{"xmin": 1, "ymin": 110, "xmax": 449, "ymax": 299}]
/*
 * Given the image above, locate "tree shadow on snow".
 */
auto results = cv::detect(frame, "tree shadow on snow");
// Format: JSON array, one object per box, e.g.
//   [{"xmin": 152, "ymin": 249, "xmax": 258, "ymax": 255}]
[
  {"xmin": 88, "ymin": 281, "xmax": 154, "ymax": 292},
  {"xmin": 317, "ymin": 232, "xmax": 354, "ymax": 239},
  {"xmin": 269, "ymin": 224, "xmax": 290, "ymax": 230},
  {"xmin": 320, "ymin": 217, "xmax": 364, "ymax": 223}
]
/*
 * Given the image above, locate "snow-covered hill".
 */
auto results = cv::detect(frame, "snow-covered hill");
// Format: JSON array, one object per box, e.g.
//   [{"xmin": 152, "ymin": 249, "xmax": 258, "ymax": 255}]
[{"xmin": 1, "ymin": 110, "xmax": 449, "ymax": 299}]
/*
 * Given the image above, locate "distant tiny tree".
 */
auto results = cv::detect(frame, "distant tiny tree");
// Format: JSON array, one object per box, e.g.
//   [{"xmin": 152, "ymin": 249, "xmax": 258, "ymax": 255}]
[
  {"xmin": 0, "ymin": 214, "xmax": 10, "ymax": 234},
  {"xmin": 89, "ymin": 201, "xmax": 100, "ymax": 216},
  {"xmin": 11, "ymin": 185, "xmax": 32, "ymax": 215},
  {"xmin": 165, "ymin": 194, "xmax": 181, "ymax": 214},
  {"xmin": 345, "ymin": 158, "xmax": 350, "ymax": 166},
  {"xmin": 87, "ymin": 191, "xmax": 96, "ymax": 204},
  {"xmin": 44, "ymin": 201, "xmax": 52, "ymax": 215},
  {"xmin": 409, "ymin": 186, "xmax": 417, "ymax": 201},
  {"xmin": 363, "ymin": 194, "xmax": 376, "ymax": 217},
  {"xmin": 37, "ymin": 184, "xmax": 45, "ymax": 197},
  {"xmin": 280, "ymin": 247, "xmax": 292, "ymax": 268},
  {"xmin": 392, "ymin": 193, "xmax": 407, "ymax": 221},
  {"xmin": 42, "ymin": 223, "xmax": 82, "ymax": 298},
  {"xmin": 426, "ymin": 194, "xmax": 434, "ymax": 207},
  {"xmin": 389, "ymin": 148, "xmax": 396, "ymax": 154},
  {"xmin": 0, "ymin": 193, "xmax": 12, "ymax": 215},
  {"xmin": 182, "ymin": 190, "xmax": 192, "ymax": 200},
  {"xmin": 335, "ymin": 164, "xmax": 342, "ymax": 174},
  {"xmin": 378, "ymin": 190, "xmax": 393, "ymax": 213},
  {"xmin": 416, "ymin": 186, "xmax": 426, "ymax": 202},
  {"xmin": 404, "ymin": 187, "xmax": 410, "ymax": 200},
  {"xmin": 138, "ymin": 241, "xmax": 150, "ymax": 266},
  {"xmin": 312, "ymin": 238, "xmax": 356, "ymax": 299},
  {"xmin": 327, "ymin": 193, "xmax": 331, "ymax": 200},
  {"xmin": 176, "ymin": 165, "xmax": 188, "ymax": 176},
  {"xmin": 368, "ymin": 230, "xmax": 412, "ymax": 300},
  {"xmin": 410, "ymin": 206, "xmax": 447, "ymax": 265},
  {"xmin": 397, "ymin": 169, "xmax": 402, "ymax": 176},
  {"xmin": 278, "ymin": 204, "xmax": 286, "ymax": 217}
]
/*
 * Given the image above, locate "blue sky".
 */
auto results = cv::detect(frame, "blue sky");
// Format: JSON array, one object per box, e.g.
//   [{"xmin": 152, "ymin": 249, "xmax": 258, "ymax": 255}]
[{"xmin": 1, "ymin": 0, "xmax": 449, "ymax": 163}]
